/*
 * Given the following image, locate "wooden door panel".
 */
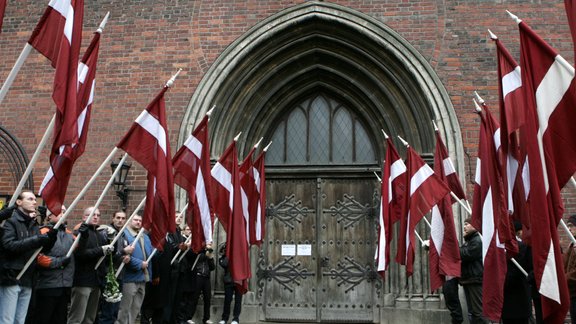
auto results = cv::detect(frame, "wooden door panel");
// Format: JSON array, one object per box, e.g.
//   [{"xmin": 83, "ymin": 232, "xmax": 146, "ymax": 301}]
[
  {"xmin": 319, "ymin": 178, "xmax": 377, "ymax": 322},
  {"xmin": 263, "ymin": 179, "xmax": 318, "ymax": 321}
]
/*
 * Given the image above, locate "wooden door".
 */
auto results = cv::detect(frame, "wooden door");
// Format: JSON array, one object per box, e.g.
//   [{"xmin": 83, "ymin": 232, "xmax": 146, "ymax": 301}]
[{"xmin": 260, "ymin": 177, "xmax": 378, "ymax": 322}]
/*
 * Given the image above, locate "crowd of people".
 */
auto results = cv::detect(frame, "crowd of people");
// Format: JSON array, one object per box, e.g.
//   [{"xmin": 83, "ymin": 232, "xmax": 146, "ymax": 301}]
[
  {"xmin": 0, "ymin": 190, "xmax": 243, "ymax": 324},
  {"xmin": 440, "ymin": 217, "xmax": 539, "ymax": 324}
]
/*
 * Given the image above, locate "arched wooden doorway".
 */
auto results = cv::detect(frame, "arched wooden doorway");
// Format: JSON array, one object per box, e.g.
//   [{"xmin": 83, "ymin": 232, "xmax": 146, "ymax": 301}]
[{"xmin": 179, "ymin": 1, "xmax": 464, "ymax": 322}]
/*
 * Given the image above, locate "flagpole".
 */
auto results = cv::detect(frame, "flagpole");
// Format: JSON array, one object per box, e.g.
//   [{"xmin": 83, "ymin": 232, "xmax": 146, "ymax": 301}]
[
  {"xmin": 169, "ymin": 203, "xmax": 189, "ymax": 265},
  {"xmin": 116, "ymin": 227, "xmax": 146, "ymax": 278},
  {"xmin": 16, "ymin": 146, "xmax": 120, "ymax": 280},
  {"xmin": 94, "ymin": 196, "xmax": 147, "ymax": 269},
  {"xmin": 146, "ymin": 248, "xmax": 157, "ymax": 263},
  {"xmin": 178, "ymin": 218, "xmax": 219, "ymax": 264},
  {"xmin": 0, "ymin": 44, "xmax": 33, "ymax": 105},
  {"xmin": 6, "ymin": 114, "xmax": 55, "ymax": 209},
  {"xmin": 65, "ymin": 153, "xmax": 129, "ymax": 258}
]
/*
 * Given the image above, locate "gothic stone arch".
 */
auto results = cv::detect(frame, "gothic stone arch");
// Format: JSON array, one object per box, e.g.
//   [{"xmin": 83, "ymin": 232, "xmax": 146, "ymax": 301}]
[{"xmin": 179, "ymin": 1, "xmax": 464, "ymax": 322}]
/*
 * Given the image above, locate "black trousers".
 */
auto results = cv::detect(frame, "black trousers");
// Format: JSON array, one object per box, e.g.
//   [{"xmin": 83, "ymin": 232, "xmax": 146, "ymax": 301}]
[
  {"xmin": 221, "ymin": 284, "xmax": 242, "ymax": 322},
  {"xmin": 189, "ymin": 275, "xmax": 212, "ymax": 323},
  {"xmin": 32, "ymin": 287, "xmax": 71, "ymax": 324},
  {"xmin": 443, "ymin": 278, "xmax": 463, "ymax": 324},
  {"xmin": 463, "ymin": 283, "xmax": 489, "ymax": 324}
]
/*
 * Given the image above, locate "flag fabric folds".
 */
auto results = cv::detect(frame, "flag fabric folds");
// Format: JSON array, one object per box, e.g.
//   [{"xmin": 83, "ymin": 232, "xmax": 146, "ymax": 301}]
[
  {"xmin": 428, "ymin": 131, "xmax": 462, "ymax": 291},
  {"xmin": 39, "ymin": 29, "xmax": 100, "ymax": 215},
  {"xmin": 493, "ymin": 37, "xmax": 530, "ymax": 241},
  {"xmin": 472, "ymin": 104, "xmax": 510, "ymax": 322},
  {"xmin": 250, "ymin": 149, "xmax": 267, "ymax": 246},
  {"xmin": 375, "ymin": 138, "xmax": 406, "ymax": 276},
  {"xmin": 517, "ymin": 20, "xmax": 574, "ymax": 323},
  {"xmin": 239, "ymin": 147, "xmax": 257, "ymax": 245},
  {"xmin": 396, "ymin": 146, "xmax": 449, "ymax": 276},
  {"xmin": 29, "ymin": 0, "xmax": 84, "ymax": 150},
  {"xmin": 172, "ymin": 115, "xmax": 214, "ymax": 253},
  {"xmin": 117, "ymin": 86, "xmax": 176, "ymax": 250},
  {"xmin": 211, "ymin": 140, "xmax": 251, "ymax": 293}
]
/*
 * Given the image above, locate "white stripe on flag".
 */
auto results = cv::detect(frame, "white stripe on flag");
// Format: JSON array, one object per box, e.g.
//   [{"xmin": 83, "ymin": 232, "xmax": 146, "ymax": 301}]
[
  {"xmin": 475, "ymin": 158, "xmax": 481, "ymax": 186},
  {"xmin": 388, "ymin": 159, "xmax": 406, "ymax": 202},
  {"xmin": 376, "ymin": 205, "xmax": 386, "ymax": 271},
  {"xmin": 535, "ymin": 56, "xmax": 574, "ymax": 194},
  {"xmin": 502, "ymin": 66, "xmax": 522, "ymax": 98},
  {"xmin": 481, "ymin": 187, "xmax": 495, "ymax": 263},
  {"xmin": 410, "ymin": 164, "xmax": 434, "ymax": 196},
  {"xmin": 443, "ymin": 157, "xmax": 456, "ymax": 176},
  {"xmin": 430, "ymin": 205, "xmax": 444, "ymax": 255},
  {"xmin": 135, "ymin": 110, "xmax": 167, "ymax": 155},
  {"xmin": 212, "ymin": 162, "xmax": 233, "ymax": 211},
  {"xmin": 540, "ymin": 239, "xmax": 561, "ymax": 303},
  {"xmin": 241, "ymin": 187, "xmax": 250, "ymax": 243},
  {"xmin": 253, "ymin": 167, "xmax": 262, "ymax": 241},
  {"xmin": 196, "ymin": 169, "xmax": 212, "ymax": 244},
  {"xmin": 38, "ymin": 166, "xmax": 55, "ymax": 195},
  {"xmin": 184, "ymin": 135, "xmax": 202, "ymax": 159}
]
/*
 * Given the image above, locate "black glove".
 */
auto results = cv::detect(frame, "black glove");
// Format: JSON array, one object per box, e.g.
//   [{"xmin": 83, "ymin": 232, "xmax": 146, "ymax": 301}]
[
  {"xmin": 60, "ymin": 256, "xmax": 72, "ymax": 268},
  {"xmin": 47, "ymin": 228, "xmax": 58, "ymax": 242},
  {"xmin": 0, "ymin": 205, "xmax": 15, "ymax": 221},
  {"xmin": 78, "ymin": 223, "xmax": 89, "ymax": 235}
]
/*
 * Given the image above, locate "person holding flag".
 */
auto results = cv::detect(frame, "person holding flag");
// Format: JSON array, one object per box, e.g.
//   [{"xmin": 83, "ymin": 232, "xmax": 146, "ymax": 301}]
[{"xmin": 459, "ymin": 218, "xmax": 488, "ymax": 324}]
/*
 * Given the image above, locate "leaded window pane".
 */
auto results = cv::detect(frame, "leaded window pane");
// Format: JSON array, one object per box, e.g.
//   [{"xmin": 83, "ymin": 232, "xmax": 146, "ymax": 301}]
[
  {"xmin": 355, "ymin": 120, "xmax": 375, "ymax": 162},
  {"xmin": 286, "ymin": 108, "xmax": 307, "ymax": 163},
  {"xmin": 267, "ymin": 121, "xmax": 286, "ymax": 164},
  {"xmin": 332, "ymin": 108, "xmax": 353, "ymax": 163},
  {"xmin": 309, "ymin": 97, "xmax": 330, "ymax": 163},
  {"xmin": 265, "ymin": 94, "xmax": 376, "ymax": 166}
]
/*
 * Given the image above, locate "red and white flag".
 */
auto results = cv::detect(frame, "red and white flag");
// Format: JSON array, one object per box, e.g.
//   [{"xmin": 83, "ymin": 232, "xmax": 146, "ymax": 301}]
[
  {"xmin": 428, "ymin": 130, "xmax": 462, "ymax": 291},
  {"xmin": 117, "ymin": 86, "xmax": 176, "ymax": 250},
  {"xmin": 517, "ymin": 19, "xmax": 574, "ymax": 322},
  {"xmin": 375, "ymin": 137, "xmax": 406, "ymax": 276},
  {"xmin": 172, "ymin": 115, "xmax": 214, "ymax": 253},
  {"xmin": 0, "ymin": 0, "xmax": 6, "ymax": 33},
  {"xmin": 396, "ymin": 146, "xmax": 449, "ymax": 276},
  {"xmin": 239, "ymin": 146, "xmax": 258, "ymax": 245},
  {"xmin": 29, "ymin": 0, "xmax": 84, "ymax": 150},
  {"xmin": 212, "ymin": 139, "xmax": 251, "ymax": 293},
  {"xmin": 250, "ymin": 148, "xmax": 267, "ymax": 246},
  {"xmin": 493, "ymin": 36, "xmax": 530, "ymax": 241},
  {"xmin": 472, "ymin": 103, "xmax": 510, "ymax": 322},
  {"xmin": 39, "ymin": 28, "xmax": 101, "ymax": 216}
]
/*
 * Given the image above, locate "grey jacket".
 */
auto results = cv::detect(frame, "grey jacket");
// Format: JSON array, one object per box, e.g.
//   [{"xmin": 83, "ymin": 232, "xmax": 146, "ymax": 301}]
[{"xmin": 36, "ymin": 224, "xmax": 75, "ymax": 290}]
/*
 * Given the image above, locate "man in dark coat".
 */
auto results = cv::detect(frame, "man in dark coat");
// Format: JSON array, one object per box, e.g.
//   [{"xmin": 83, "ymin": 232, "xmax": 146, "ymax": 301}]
[
  {"xmin": 31, "ymin": 205, "xmax": 75, "ymax": 324},
  {"xmin": 459, "ymin": 218, "xmax": 488, "ymax": 324},
  {"xmin": 67, "ymin": 207, "xmax": 114, "ymax": 324},
  {"xmin": 501, "ymin": 221, "xmax": 532, "ymax": 324},
  {"xmin": 0, "ymin": 190, "xmax": 57, "ymax": 324}
]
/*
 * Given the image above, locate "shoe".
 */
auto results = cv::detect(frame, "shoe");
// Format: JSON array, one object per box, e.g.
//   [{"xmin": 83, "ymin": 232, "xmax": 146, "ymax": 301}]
[
  {"xmin": 187, "ymin": 321, "xmax": 195, "ymax": 324},
  {"xmin": 205, "ymin": 321, "xmax": 214, "ymax": 324},
  {"xmin": 219, "ymin": 321, "xmax": 226, "ymax": 324},
  {"xmin": 231, "ymin": 321, "xmax": 239, "ymax": 324}
]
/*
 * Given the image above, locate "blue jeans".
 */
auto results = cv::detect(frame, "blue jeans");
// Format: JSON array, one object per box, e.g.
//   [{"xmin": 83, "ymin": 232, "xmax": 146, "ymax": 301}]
[{"xmin": 0, "ymin": 285, "xmax": 32, "ymax": 324}]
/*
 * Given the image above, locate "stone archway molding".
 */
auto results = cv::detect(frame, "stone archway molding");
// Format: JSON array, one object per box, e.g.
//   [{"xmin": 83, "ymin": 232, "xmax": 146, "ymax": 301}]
[{"xmin": 181, "ymin": 1, "xmax": 462, "ymax": 166}]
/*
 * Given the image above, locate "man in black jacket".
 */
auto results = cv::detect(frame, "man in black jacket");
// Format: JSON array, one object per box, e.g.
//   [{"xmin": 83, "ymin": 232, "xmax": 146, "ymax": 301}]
[
  {"xmin": 67, "ymin": 206, "xmax": 114, "ymax": 324},
  {"xmin": 0, "ymin": 190, "xmax": 57, "ymax": 324},
  {"xmin": 30, "ymin": 205, "xmax": 75, "ymax": 324},
  {"xmin": 459, "ymin": 218, "xmax": 488, "ymax": 324}
]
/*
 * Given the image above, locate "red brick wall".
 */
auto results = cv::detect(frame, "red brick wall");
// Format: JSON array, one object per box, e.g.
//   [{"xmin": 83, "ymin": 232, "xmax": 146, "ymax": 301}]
[{"xmin": 1, "ymin": 1, "xmax": 575, "ymax": 232}]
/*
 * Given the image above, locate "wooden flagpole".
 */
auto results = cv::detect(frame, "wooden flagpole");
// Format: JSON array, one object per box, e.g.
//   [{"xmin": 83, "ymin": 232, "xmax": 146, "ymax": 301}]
[
  {"xmin": 16, "ymin": 146, "xmax": 120, "ymax": 280},
  {"xmin": 65, "ymin": 153, "xmax": 129, "ymax": 257},
  {"xmin": 94, "ymin": 196, "xmax": 146, "ymax": 269}
]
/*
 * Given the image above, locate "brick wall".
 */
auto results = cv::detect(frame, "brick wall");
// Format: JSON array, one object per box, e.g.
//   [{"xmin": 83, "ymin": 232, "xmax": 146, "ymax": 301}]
[{"xmin": 1, "ymin": 0, "xmax": 575, "ymax": 230}]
